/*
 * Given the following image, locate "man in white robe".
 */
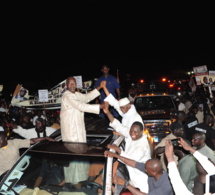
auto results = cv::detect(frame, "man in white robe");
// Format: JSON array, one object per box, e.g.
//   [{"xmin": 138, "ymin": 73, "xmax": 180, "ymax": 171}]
[
  {"xmin": 103, "ymin": 103, "xmax": 151, "ymax": 194},
  {"xmin": 60, "ymin": 77, "xmax": 105, "ymax": 142},
  {"xmin": 60, "ymin": 77, "xmax": 105, "ymax": 188},
  {"xmin": 103, "ymin": 83, "xmax": 143, "ymax": 137}
]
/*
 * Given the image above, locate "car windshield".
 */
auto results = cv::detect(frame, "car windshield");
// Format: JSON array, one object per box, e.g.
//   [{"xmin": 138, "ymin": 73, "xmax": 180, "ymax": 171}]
[
  {"xmin": 0, "ymin": 142, "xmax": 107, "ymax": 195},
  {"xmin": 134, "ymin": 96, "xmax": 175, "ymax": 110},
  {"xmin": 0, "ymin": 136, "xmax": 125, "ymax": 195}
]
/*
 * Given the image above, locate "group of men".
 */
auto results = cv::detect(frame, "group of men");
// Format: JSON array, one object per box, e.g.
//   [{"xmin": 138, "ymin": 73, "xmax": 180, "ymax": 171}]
[
  {"xmin": 59, "ymin": 65, "xmax": 173, "ymax": 194},
  {"xmin": 1, "ymin": 64, "xmax": 215, "ymax": 195}
]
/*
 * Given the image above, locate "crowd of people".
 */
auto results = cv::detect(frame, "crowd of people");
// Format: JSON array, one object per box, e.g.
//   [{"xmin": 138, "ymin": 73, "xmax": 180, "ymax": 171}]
[{"xmin": 0, "ymin": 64, "xmax": 215, "ymax": 194}]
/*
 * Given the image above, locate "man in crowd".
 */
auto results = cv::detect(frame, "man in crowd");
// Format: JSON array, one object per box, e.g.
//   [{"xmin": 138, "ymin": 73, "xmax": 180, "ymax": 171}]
[
  {"xmin": 0, "ymin": 131, "xmax": 55, "ymax": 180},
  {"xmin": 165, "ymin": 137, "xmax": 215, "ymax": 195},
  {"xmin": 194, "ymin": 113, "xmax": 215, "ymax": 150},
  {"xmin": 12, "ymin": 117, "xmax": 57, "ymax": 139},
  {"xmin": 154, "ymin": 123, "xmax": 184, "ymax": 171},
  {"xmin": 104, "ymin": 150, "xmax": 174, "ymax": 195}
]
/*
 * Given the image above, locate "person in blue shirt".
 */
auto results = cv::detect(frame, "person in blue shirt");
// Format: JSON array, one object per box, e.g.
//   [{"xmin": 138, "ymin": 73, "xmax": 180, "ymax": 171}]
[{"xmin": 95, "ymin": 64, "xmax": 120, "ymax": 119}]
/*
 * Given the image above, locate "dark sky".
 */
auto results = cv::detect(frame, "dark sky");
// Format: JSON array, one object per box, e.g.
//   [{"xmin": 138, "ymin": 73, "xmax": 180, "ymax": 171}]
[{"xmin": 1, "ymin": 2, "xmax": 214, "ymax": 95}]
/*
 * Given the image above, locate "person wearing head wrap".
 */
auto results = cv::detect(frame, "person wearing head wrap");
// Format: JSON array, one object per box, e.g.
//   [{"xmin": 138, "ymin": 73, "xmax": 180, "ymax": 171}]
[
  {"xmin": 102, "ymin": 84, "xmax": 151, "ymax": 194},
  {"xmin": 11, "ymin": 118, "xmax": 57, "ymax": 139}
]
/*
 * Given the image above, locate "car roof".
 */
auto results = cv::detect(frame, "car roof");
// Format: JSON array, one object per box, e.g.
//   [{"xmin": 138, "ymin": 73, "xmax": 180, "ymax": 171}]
[
  {"xmin": 29, "ymin": 140, "xmax": 108, "ymax": 157},
  {"xmin": 28, "ymin": 130, "xmax": 114, "ymax": 157}
]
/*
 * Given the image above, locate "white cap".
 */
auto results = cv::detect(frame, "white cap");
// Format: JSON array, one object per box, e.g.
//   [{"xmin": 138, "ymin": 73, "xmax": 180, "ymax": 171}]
[{"xmin": 119, "ymin": 98, "xmax": 130, "ymax": 107}]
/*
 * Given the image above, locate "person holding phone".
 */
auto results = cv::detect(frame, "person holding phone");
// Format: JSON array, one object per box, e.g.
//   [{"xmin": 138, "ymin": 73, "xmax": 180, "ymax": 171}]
[{"xmin": 165, "ymin": 137, "xmax": 215, "ymax": 195}]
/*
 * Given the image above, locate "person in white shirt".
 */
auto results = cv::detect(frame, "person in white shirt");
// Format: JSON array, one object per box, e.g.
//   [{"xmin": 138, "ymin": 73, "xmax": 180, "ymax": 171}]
[
  {"xmin": 103, "ymin": 83, "xmax": 144, "ymax": 143},
  {"xmin": 32, "ymin": 110, "xmax": 46, "ymax": 126},
  {"xmin": 103, "ymin": 102, "xmax": 151, "ymax": 194},
  {"xmin": 12, "ymin": 118, "xmax": 56, "ymax": 139}
]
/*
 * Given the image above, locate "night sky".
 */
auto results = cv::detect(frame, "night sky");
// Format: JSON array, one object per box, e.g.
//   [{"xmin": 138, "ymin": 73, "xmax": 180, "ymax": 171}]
[{"xmin": 1, "ymin": 2, "xmax": 214, "ymax": 96}]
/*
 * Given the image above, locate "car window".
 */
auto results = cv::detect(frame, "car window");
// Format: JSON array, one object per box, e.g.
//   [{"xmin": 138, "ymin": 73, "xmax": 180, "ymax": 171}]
[
  {"xmin": 135, "ymin": 96, "xmax": 175, "ymax": 110},
  {"xmin": 0, "ymin": 151, "xmax": 106, "ymax": 195},
  {"xmin": 0, "ymin": 136, "xmax": 125, "ymax": 195}
]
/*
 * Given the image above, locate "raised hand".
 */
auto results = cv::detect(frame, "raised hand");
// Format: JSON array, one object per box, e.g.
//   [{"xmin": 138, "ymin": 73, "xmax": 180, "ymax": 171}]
[
  {"xmin": 100, "ymin": 80, "xmax": 106, "ymax": 88},
  {"xmin": 178, "ymin": 137, "xmax": 195, "ymax": 153},
  {"xmin": 103, "ymin": 101, "xmax": 110, "ymax": 114},
  {"xmin": 165, "ymin": 139, "xmax": 175, "ymax": 162}
]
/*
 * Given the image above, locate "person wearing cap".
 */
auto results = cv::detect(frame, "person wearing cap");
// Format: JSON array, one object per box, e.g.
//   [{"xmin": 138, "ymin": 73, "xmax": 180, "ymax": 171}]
[
  {"xmin": 103, "ymin": 103, "xmax": 151, "ymax": 194},
  {"xmin": 103, "ymin": 83, "xmax": 144, "ymax": 135},
  {"xmin": 11, "ymin": 117, "xmax": 57, "ymax": 139}
]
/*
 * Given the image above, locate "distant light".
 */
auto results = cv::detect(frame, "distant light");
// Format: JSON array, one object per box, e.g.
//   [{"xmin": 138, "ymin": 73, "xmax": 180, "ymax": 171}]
[
  {"xmin": 161, "ymin": 78, "xmax": 167, "ymax": 82},
  {"xmin": 169, "ymin": 83, "xmax": 174, "ymax": 88},
  {"xmin": 140, "ymin": 79, "xmax": 144, "ymax": 83}
]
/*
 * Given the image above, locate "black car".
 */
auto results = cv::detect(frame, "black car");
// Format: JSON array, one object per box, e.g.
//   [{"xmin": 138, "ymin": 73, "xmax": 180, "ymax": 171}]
[{"xmin": 0, "ymin": 117, "xmax": 125, "ymax": 195}]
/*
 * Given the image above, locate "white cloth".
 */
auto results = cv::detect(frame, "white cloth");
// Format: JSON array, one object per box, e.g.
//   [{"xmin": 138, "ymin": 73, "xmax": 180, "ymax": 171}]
[
  {"xmin": 193, "ymin": 151, "xmax": 215, "ymax": 174},
  {"xmin": 105, "ymin": 94, "xmax": 144, "ymax": 132},
  {"xmin": 64, "ymin": 160, "xmax": 90, "ymax": 184},
  {"xmin": 0, "ymin": 108, "xmax": 7, "ymax": 112},
  {"xmin": 178, "ymin": 102, "xmax": 186, "ymax": 111},
  {"xmin": 104, "ymin": 93, "xmax": 123, "ymax": 115},
  {"xmin": 118, "ymin": 97, "xmax": 130, "ymax": 106},
  {"xmin": 110, "ymin": 119, "xmax": 150, "ymax": 193},
  {"xmin": 32, "ymin": 115, "xmax": 46, "ymax": 126},
  {"xmin": 168, "ymin": 162, "xmax": 193, "ymax": 195},
  {"xmin": 167, "ymin": 151, "xmax": 215, "ymax": 195},
  {"xmin": 60, "ymin": 89, "xmax": 100, "ymax": 142},
  {"xmin": 13, "ymin": 126, "xmax": 56, "ymax": 139},
  {"xmin": 196, "ymin": 111, "xmax": 204, "ymax": 123}
]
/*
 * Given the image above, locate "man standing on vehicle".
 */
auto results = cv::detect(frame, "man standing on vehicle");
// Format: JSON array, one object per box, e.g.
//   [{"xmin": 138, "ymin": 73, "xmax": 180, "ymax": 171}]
[
  {"xmin": 60, "ymin": 76, "xmax": 105, "ymax": 142},
  {"xmin": 60, "ymin": 77, "xmax": 106, "ymax": 189}
]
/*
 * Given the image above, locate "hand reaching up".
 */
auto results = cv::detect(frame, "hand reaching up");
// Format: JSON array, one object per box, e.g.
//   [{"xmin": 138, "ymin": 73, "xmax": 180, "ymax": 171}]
[
  {"xmin": 103, "ymin": 101, "xmax": 110, "ymax": 114},
  {"xmin": 165, "ymin": 139, "xmax": 175, "ymax": 163},
  {"xmin": 100, "ymin": 80, "xmax": 106, "ymax": 88},
  {"xmin": 178, "ymin": 137, "xmax": 196, "ymax": 154}
]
